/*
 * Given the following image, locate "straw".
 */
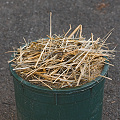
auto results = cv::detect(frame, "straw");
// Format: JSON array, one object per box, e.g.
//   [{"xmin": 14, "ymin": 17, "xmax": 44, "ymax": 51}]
[{"xmin": 8, "ymin": 24, "xmax": 115, "ymax": 89}]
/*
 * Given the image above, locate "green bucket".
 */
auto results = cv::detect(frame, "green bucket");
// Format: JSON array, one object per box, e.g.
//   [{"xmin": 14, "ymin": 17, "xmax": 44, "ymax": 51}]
[{"xmin": 9, "ymin": 55, "xmax": 109, "ymax": 120}]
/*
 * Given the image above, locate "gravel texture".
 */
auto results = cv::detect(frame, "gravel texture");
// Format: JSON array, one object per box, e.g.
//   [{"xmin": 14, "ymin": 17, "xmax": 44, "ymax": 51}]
[{"xmin": 0, "ymin": 0, "xmax": 119, "ymax": 120}]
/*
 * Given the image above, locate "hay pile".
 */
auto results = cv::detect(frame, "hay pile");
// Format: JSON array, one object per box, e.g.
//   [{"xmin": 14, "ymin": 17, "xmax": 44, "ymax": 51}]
[{"xmin": 8, "ymin": 25, "xmax": 115, "ymax": 89}]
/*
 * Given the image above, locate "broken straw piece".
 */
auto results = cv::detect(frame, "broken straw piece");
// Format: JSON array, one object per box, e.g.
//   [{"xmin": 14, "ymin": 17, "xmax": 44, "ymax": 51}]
[{"xmin": 35, "ymin": 39, "xmax": 50, "ymax": 68}]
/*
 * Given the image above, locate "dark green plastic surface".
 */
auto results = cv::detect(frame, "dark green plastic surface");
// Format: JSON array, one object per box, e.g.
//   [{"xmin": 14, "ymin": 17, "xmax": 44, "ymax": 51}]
[{"xmin": 10, "ymin": 55, "xmax": 109, "ymax": 120}]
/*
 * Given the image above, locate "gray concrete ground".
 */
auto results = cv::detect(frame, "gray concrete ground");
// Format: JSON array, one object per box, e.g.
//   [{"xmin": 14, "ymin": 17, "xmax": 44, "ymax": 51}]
[{"xmin": 0, "ymin": 0, "xmax": 120, "ymax": 120}]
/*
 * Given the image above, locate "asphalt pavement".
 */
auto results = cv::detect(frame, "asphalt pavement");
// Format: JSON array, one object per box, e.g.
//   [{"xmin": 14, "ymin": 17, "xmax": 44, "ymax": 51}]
[{"xmin": 0, "ymin": 0, "xmax": 120, "ymax": 120}]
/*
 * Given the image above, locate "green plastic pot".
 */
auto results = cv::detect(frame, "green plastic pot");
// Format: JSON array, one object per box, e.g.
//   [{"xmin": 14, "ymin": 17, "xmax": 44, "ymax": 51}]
[{"xmin": 9, "ymin": 49, "xmax": 109, "ymax": 120}]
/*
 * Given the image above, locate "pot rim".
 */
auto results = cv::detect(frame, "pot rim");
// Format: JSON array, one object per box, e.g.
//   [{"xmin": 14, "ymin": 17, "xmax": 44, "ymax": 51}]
[{"xmin": 9, "ymin": 40, "xmax": 109, "ymax": 94}]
